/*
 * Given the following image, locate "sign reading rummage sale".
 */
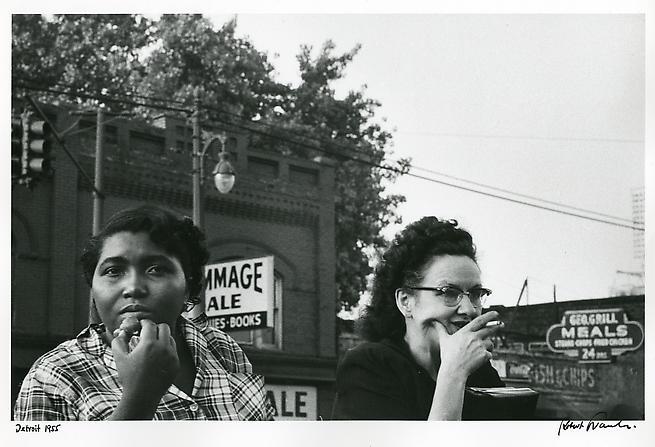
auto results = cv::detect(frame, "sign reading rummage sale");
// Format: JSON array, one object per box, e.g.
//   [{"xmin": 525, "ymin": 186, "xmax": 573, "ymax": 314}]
[
  {"xmin": 546, "ymin": 308, "xmax": 644, "ymax": 363},
  {"xmin": 204, "ymin": 256, "xmax": 274, "ymax": 331}
]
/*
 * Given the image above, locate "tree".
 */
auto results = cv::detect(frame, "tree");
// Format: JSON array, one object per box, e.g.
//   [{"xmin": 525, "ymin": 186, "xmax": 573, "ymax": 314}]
[
  {"xmin": 138, "ymin": 15, "xmax": 289, "ymax": 120},
  {"xmin": 281, "ymin": 41, "xmax": 408, "ymax": 308},
  {"xmin": 11, "ymin": 14, "xmax": 408, "ymax": 309},
  {"xmin": 12, "ymin": 14, "xmax": 154, "ymax": 112}
]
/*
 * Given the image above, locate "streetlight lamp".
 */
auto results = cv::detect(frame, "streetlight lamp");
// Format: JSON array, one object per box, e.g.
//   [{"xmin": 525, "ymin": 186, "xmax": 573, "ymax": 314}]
[
  {"xmin": 192, "ymin": 92, "xmax": 235, "ymax": 230},
  {"xmin": 212, "ymin": 142, "xmax": 236, "ymax": 194}
]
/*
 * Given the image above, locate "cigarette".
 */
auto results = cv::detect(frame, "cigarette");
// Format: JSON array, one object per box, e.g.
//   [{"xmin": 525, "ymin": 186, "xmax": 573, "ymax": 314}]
[{"xmin": 485, "ymin": 321, "xmax": 503, "ymax": 328}]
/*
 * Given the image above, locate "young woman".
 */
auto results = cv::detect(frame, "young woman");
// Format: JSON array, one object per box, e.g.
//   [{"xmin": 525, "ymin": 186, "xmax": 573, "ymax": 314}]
[
  {"xmin": 14, "ymin": 205, "xmax": 274, "ymax": 420},
  {"xmin": 332, "ymin": 217, "xmax": 505, "ymax": 420}
]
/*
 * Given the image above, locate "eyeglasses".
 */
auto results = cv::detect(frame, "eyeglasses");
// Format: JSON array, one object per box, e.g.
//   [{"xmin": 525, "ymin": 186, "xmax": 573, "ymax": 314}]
[{"xmin": 404, "ymin": 285, "xmax": 492, "ymax": 308}]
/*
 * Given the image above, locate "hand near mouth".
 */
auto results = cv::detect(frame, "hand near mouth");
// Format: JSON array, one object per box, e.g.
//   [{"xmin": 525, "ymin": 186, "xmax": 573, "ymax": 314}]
[
  {"xmin": 433, "ymin": 311, "xmax": 504, "ymax": 378},
  {"xmin": 112, "ymin": 316, "xmax": 143, "ymax": 353},
  {"xmin": 113, "ymin": 315, "xmax": 142, "ymax": 337},
  {"xmin": 109, "ymin": 320, "xmax": 180, "ymax": 419}
]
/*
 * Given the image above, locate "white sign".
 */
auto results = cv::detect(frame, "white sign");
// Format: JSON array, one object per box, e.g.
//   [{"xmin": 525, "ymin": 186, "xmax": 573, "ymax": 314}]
[
  {"xmin": 265, "ymin": 384, "xmax": 317, "ymax": 420},
  {"xmin": 204, "ymin": 256, "xmax": 274, "ymax": 331},
  {"xmin": 546, "ymin": 308, "xmax": 644, "ymax": 363}
]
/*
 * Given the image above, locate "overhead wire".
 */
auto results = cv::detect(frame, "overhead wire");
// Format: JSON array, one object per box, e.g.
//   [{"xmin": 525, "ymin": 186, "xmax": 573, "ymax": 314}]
[
  {"xmin": 201, "ymin": 102, "xmax": 645, "ymax": 231},
  {"xmin": 409, "ymin": 165, "xmax": 638, "ymax": 224},
  {"xmin": 14, "ymin": 81, "xmax": 645, "ymax": 232},
  {"xmin": 17, "ymin": 79, "xmax": 644, "ymax": 222},
  {"xmin": 395, "ymin": 130, "xmax": 643, "ymax": 144},
  {"xmin": 174, "ymin": 91, "xmax": 644, "ymax": 227}
]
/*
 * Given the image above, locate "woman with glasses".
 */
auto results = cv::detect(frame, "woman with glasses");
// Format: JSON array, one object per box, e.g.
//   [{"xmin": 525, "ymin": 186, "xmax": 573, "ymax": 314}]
[{"xmin": 332, "ymin": 217, "xmax": 505, "ymax": 420}]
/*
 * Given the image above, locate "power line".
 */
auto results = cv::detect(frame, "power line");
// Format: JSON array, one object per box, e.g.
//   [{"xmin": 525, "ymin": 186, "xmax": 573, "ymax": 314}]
[
  {"xmin": 14, "ymin": 82, "xmax": 191, "ymax": 115},
  {"xmin": 395, "ymin": 130, "xmax": 643, "ymax": 144},
  {"xmin": 197, "ymin": 100, "xmax": 645, "ymax": 230},
  {"xmin": 199, "ymin": 108, "xmax": 646, "ymax": 231},
  {"xmin": 404, "ymin": 170, "xmax": 644, "ymax": 231},
  {"xmin": 28, "ymin": 82, "xmax": 647, "ymax": 227},
  {"xmin": 17, "ymin": 77, "xmax": 192, "ymax": 108},
  {"xmin": 187, "ymin": 96, "xmax": 641, "ymax": 226},
  {"xmin": 409, "ymin": 165, "xmax": 638, "ymax": 224},
  {"xmin": 14, "ymin": 82, "xmax": 644, "ymax": 231},
  {"xmin": 17, "ymin": 80, "xmax": 643, "ymax": 224}
]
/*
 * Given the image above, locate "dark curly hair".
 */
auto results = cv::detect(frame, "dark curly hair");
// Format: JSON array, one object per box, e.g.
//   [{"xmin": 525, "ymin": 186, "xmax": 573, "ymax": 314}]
[
  {"xmin": 358, "ymin": 217, "xmax": 477, "ymax": 342},
  {"xmin": 81, "ymin": 205, "xmax": 210, "ymax": 306}
]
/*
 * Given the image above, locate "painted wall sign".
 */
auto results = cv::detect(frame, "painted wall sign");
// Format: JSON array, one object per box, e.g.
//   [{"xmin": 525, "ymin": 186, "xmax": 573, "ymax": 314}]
[
  {"xmin": 495, "ymin": 358, "xmax": 598, "ymax": 392},
  {"xmin": 528, "ymin": 363, "xmax": 597, "ymax": 391},
  {"xmin": 265, "ymin": 384, "xmax": 317, "ymax": 420},
  {"xmin": 546, "ymin": 308, "xmax": 644, "ymax": 362},
  {"xmin": 203, "ymin": 256, "xmax": 274, "ymax": 331}
]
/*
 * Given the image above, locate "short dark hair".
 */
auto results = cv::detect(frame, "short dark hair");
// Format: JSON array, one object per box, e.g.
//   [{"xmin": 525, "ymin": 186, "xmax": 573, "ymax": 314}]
[
  {"xmin": 358, "ymin": 217, "xmax": 477, "ymax": 342},
  {"xmin": 81, "ymin": 205, "xmax": 209, "ymax": 304}
]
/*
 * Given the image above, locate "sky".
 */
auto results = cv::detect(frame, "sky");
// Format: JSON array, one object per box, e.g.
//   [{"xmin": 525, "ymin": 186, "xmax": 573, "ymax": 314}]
[{"xmin": 206, "ymin": 13, "xmax": 645, "ymax": 308}]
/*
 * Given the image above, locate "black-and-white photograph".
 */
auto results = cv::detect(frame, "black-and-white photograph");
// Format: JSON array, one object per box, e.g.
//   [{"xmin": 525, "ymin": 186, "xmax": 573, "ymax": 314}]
[{"xmin": 7, "ymin": 3, "xmax": 652, "ymax": 446}]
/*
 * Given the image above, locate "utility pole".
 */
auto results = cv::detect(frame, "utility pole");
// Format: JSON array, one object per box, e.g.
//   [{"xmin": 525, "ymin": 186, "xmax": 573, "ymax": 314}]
[
  {"xmin": 192, "ymin": 88, "xmax": 203, "ymax": 230},
  {"xmin": 526, "ymin": 278, "xmax": 529, "ymax": 305},
  {"xmin": 92, "ymin": 107, "xmax": 104, "ymax": 235},
  {"xmin": 515, "ymin": 277, "xmax": 528, "ymax": 307},
  {"xmin": 89, "ymin": 106, "xmax": 105, "ymax": 324},
  {"xmin": 553, "ymin": 283, "xmax": 559, "ymax": 323}
]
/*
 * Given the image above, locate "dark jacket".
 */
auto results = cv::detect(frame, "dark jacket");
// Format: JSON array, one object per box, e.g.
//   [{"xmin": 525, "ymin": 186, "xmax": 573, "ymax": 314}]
[{"xmin": 332, "ymin": 339, "xmax": 505, "ymax": 420}]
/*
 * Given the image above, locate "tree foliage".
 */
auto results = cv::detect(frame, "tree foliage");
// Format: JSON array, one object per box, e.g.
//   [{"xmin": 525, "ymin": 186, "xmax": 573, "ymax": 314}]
[
  {"xmin": 11, "ymin": 14, "xmax": 408, "ymax": 309},
  {"xmin": 139, "ymin": 15, "xmax": 289, "ymax": 118},
  {"xmin": 286, "ymin": 41, "xmax": 408, "ymax": 308},
  {"xmin": 12, "ymin": 14, "xmax": 153, "ymax": 110}
]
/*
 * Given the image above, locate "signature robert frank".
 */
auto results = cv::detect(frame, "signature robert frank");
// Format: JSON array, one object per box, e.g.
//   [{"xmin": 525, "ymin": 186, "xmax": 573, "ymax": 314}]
[{"xmin": 558, "ymin": 412, "xmax": 637, "ymax": 436}]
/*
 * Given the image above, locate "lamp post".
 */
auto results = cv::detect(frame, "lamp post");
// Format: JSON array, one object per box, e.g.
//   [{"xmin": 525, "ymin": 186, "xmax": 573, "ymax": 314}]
[{"xmin": 191, "ymin": 90, "xmax": 236, "ymax": 230}]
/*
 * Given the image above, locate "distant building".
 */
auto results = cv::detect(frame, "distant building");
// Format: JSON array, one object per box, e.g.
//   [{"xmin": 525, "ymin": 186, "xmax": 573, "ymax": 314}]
[
  {"xmin": 11, "ymin": 103, "xmax": 338, "ymax": 419},
  {"xmin": 608, "ymin": 187, "xmax": 644, "ymax": 296},
  {"xmin": 632, "ymin": 186, "xmax": 645, "ymax": 273},
  {"xmin": 488, "ymin": 295, "xmax": 644, "ymax": 419}
]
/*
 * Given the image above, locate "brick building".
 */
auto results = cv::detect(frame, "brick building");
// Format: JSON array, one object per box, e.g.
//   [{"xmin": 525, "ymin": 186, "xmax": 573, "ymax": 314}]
[{"xmin": 11, "ymin": 103, "xmax": 338, "ymax": 419}]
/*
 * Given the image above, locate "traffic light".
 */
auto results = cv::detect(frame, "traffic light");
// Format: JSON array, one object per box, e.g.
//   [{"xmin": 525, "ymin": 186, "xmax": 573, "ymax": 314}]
[
  {"xmin": 20, "ymin": 111, "xmax": 53, "ymax": 186},
  {"xmin": 11, "ymin": 117, "xmax": 23, "ymax": 181}
]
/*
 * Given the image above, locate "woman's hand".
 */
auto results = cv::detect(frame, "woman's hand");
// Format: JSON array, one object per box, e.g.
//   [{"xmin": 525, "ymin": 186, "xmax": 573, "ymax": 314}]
[
  {"xmin": 427, "ymin": 311, "xmax": 503, "ymax": 420},
  {"xmin": 109, "ymin": 319, "xmax": 180, "ymax": 419},
  {"xmin": 113, "ymin": 316, "xmax": 141, "ymax": 340},
  {"xmin": 433, "ymin": 311, "xmax": 503, "ymax": 378}
]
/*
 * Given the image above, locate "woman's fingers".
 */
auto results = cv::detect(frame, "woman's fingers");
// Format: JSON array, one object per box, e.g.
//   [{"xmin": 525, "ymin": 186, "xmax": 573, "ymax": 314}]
[
  {"xmin": 113, "ymin": 316, "xmax": 142, "ymax": 339},
  {"xmin": 157, "ymin": 323, "xmax": 172, "ymax": 341},
  {"xmin": 467, "ymin": 311, "xmax": 500, "ymax": 331},
  {"xmin": 475, "ymin": 322, "xmax": 504, "ymax": 340},
  {"xmin": 139, "ymin": 319, "xmax": 158, "ymax": 340},
  {"xmin": 121, "ymin": 316, "xmax": 141, "ymax": 334},
  {"xmin": 467, "ymin": 311, "xmax": 504, "ymax": 340},
  {"xmin": 111, "ymin": 332, "xmax": 130, "ymax": 356}
]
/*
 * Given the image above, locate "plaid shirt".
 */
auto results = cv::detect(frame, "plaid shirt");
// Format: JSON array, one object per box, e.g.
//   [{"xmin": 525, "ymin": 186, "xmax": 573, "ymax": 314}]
[{"xmin": 14, "ymin": 315, "xmax": 275, "ymax": 421}]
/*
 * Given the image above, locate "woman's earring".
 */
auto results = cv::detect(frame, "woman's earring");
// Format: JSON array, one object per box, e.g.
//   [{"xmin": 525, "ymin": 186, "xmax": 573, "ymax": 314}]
[{"xmin": 183, "ymin": 299, "xmax": 196, "ymax": 312}]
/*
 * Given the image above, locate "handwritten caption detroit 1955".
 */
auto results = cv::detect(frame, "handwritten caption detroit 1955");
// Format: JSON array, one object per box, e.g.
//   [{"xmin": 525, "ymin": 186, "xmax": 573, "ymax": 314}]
[{"xmin": 16, "ymin": 423, "xmax": 60, "ymax": 433}]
